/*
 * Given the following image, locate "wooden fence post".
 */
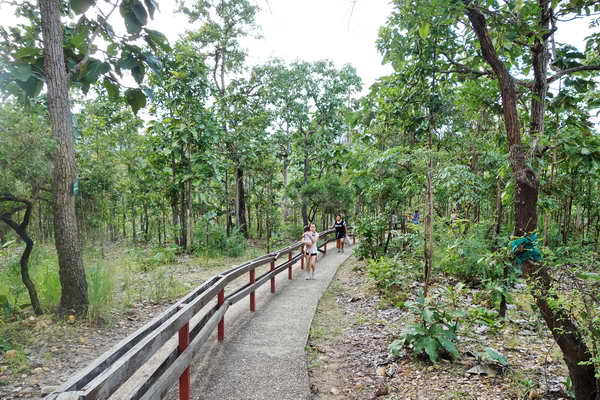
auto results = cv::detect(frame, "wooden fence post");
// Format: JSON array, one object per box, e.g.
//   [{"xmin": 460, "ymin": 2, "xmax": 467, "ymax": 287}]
[
  {"xmin": 288, "ymin": 252, "xmax": 292, "ymax": 280},
  {"xmin": 301, "ymin": 250, "xmax": 304, "ymax": 269},
  {"xmin": 270, "ymin": 260, "xmax": 276, "ymax": 293},
  {"xmin": 249, "ymin": 269, "xmax": 256, "ymax": 312},
  {"xmin": 218, "ymin": 289, "xmax": 225, "ymax": 342},
  {"xmin": 178, "ymin": 323, "xmax": 190, "ymax": 400}
]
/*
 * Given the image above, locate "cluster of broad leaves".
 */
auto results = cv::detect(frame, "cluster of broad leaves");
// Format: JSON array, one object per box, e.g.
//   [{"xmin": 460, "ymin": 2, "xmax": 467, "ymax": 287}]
[{"xmin": 0, "ymin": 0, "xmax": 167, "ymax": 113}]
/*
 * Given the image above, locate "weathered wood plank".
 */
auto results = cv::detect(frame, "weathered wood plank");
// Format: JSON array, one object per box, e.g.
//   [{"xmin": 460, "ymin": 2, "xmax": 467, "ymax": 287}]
[
  {"xmin": 138, "ymin": 303, "xmax": 230, "ymax": 400},
  {"xmin": 47, "ymin": 276, "xmax": 221, "ymax": 397},
  {"xmin": 79, "ymin": 279, "xmax": 226, "ymax": 400},
  {"xmin": 128, "ymin": 305, "xmax": 220, "ymax": 400}
]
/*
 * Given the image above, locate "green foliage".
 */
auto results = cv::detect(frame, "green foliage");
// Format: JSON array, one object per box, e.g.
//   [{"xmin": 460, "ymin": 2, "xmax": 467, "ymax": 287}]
[
  {"xmin": 390, "ymin": 294, "xmax": 460, "ymax": 363},
  {"xmin": 86, "ymin": 262, "xmax": 117, "ymax": 321},
  {"xmin": 353, "ymin": 214, "xmax": 388, "ymax": 259},
  {"xmin": 476, "ymin": 347, "xmax": 509, "ymax": 367},
  {"xmin": 367, "ymin": 257, "xmax": 404, "ymax": 291},
  {"xmin": 194, "ymin": 225, "xmax": 247, "ymax": 258},
  {"xmin": 135, "ymin": 244, "xmax": 180, "ymax": 271}
]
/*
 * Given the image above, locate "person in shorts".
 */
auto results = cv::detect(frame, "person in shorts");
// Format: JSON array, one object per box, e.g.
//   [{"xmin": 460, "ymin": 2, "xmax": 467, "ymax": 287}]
[
  {"xmin": 302, "ymin": 224, "xmax": 319, "ymax": 280},
  {"xmin": 332, "ymin": 214, "xmax": 347, "ymax": 253}
]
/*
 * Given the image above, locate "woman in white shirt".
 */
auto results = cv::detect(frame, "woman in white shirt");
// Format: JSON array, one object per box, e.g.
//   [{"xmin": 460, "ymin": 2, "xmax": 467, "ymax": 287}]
[{"xmin": 302, "ymin": 223, "xmax": 319, "ymax": 280}]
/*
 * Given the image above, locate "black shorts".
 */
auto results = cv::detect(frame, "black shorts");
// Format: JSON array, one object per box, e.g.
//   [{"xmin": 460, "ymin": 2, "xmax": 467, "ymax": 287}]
[
  {"xmin": 335, "ymin": 231, "xmax": 346, "ymax": 239},
  {"xmin": 305, "ymin": 252, "xmax": 318, "ymax": 257}
]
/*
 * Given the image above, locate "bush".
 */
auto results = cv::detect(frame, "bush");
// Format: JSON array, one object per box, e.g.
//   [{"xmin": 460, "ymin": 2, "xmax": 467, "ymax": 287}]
[
  {"xmin": 354, "ymin": 214, "xmax": 388, "ymax": 259},
  {"xmin": 367, "ymin": 257, "xmax": 405, "ymax": 291},
  {"xmin": 438, "ymin": 223, "xmax": 504, "ymax": 285},
  {"xmin": 194, "ymin": 224, "xmax": 246, "ymax": 257},
  {"xmin": 389, "ymin": 293, "xmax": 460, "ymax": 363},
  {"xmin": 137, "ymin": 244, "xmax": 180, "ymax": 270}
]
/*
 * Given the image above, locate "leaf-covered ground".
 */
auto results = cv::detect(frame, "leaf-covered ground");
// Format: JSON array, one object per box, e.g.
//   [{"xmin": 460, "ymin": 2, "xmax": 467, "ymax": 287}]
[
  {"xmin": 307, "ymin": 257, "xmax": 571, "ymax": 400},
  {"xmin": 0, "ymin": 252, "xmax": 265, "ymax": 400}
]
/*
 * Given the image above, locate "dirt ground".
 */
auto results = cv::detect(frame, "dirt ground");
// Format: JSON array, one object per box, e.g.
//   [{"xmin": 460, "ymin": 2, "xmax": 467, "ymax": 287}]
[
  {"xmin": 307, "ymin": 257, "xmax": 571, "ymax": 400},
  {"xmin": 0, "ymin": 257, "xmax": 255, "ymax": 400}
]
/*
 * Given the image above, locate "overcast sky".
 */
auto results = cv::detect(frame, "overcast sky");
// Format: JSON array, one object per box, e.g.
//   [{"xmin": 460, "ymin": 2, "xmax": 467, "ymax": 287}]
[
  {"xmin": 142, "ymin": 0, "xmax": 395, "ymax": 91},
  {"xmin": 0, "ymin": 0, "xmax": 595, "ymax": 93}
]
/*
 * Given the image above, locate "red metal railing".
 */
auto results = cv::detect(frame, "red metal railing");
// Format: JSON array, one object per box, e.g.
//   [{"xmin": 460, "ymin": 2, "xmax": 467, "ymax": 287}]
[{"xmin": 45, "ymin": 227, "xmax": 354, "ymax": 400}]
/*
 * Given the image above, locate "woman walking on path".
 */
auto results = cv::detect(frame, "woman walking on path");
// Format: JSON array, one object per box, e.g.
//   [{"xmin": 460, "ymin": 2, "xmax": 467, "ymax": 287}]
[
  {"xmin": 332, "ymin": 214, "xmax": 347, "ymax": 253},
  {"xmin": 302, "ymin": 223, "xmax": 319, "ymax": 280}
]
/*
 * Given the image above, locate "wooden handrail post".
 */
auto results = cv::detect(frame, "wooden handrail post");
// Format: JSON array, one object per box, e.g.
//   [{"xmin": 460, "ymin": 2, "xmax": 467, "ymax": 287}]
[
  {"xmin": 270, "ymin": 260, "xmax": 276, "ymax": 293},
  {"xmin": 249, "ymin": 268, "xmax": 256, "ymax": 312},
  {"xmin": 218, "ymin": 289, "xmax": 225, "ymax": 342},
  {"xmin": 288, "ymin": 252, "xmax": 292, "ymax": 280},
  {"xmin": 301, "ymin": 250, "xmax": 304, "ymax": 269},
  {"xmin": 353, "ymin": 232, "xmax": 356, "ymax": 245},
  {"xmin": 178, "ymin": 323, "xmax": 191, "ymax": 400}
]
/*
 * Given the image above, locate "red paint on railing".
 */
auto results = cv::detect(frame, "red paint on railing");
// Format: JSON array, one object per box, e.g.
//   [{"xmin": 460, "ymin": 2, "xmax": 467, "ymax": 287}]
[
  {"xmin": 178, "ymin": 323, "xmax": 191, "ymax": 400},
  {"xmin": 250, "ymin": 269, "xmax": 256, "ymax": 312},
  {"xmin": 270, "ymin": 260, "xmax": 276, "ymax": 293},
  {"xmin": 218, "ymin": 289, "xmax": 225, "ymax": 341}
]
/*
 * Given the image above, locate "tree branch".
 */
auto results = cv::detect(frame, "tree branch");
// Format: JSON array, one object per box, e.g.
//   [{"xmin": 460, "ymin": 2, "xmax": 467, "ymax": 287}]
[{"xmin": 547, "ymin": 65, "xmax": 600, "ymax": 84}]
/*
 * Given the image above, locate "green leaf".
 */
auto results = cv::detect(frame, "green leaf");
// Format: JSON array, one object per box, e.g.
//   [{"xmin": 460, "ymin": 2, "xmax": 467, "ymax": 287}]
[
  {"xmin": 144, "ymin": 54, "xmax": 162, "ymax": 74},
  {"xmin": 16, "ymin": 76, "xmax": 43, "ymax": 97},
  {"xmin": 145, "ymin": 29, "xmax": 170, "ymax": 51},
  {"xmin": 124, "ymin": 13, "xmax": 142, "ymax": 35},
  {"xmin": 481, "ymin": 348, "xmax": 508, "ymax": 366},
  {"xmin": 576, "ymin": 272, "xmax": 600, "ymax": 282},
  {"xmin": 418, "ymin": 23, "xmax": 430, "ymax": 40},
  {"xmin": 389, "ymin": 339, "xmax": 405, "ymax": 356},
  {"xmin": 11, "ymin": 64, "xmax": 32, "ymax": 82},
  {"xmin": 132, "ymin": 1, "xmax": 148, "ymax": 26},
  {"xmin": 416, "ymin": 336, "xmax": 439, "ymax": 363},
  {"xmin": 144, "ymin": 0, "xmax": 158, "ymax": 19},
  {"xmin": 437, "ymin": 336, "xmax": 459, "ymax": 359},
  {"xmin": 125, "ymin": 88, "xmax": 146, "ymax": 114},
  {"xmin": 82, "ymin": 59, "xmax": 110, "ymax": 83},
  {"xmin": 131, "ymin": 62, "xmax": 146, "ymax": 84},
  {"xmin": 422, "ymin": 308, "xmax": 434, "ymax": 323},
  {"xmin": 102, "ymin": 78, "xmax": 120, "ymax": 100},
  {"xmin": 70, "ymin": 0, "xmax": 94, "ymax": 14}
]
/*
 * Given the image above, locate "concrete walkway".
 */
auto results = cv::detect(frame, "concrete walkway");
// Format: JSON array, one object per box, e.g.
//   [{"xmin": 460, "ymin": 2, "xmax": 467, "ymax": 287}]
[{"xmin": 178, "ymin": 244, "xmax": 354, "ymax": 400}]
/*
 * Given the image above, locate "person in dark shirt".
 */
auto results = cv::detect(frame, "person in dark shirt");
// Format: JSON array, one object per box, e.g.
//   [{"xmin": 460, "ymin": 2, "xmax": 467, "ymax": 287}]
[
  {"xmin": 412, "ymin": 210, "xmax": 420, "ymax": 224},
  {"xmin": 331, "ymin": 214, "xmax": 347, "ymax": 253}
]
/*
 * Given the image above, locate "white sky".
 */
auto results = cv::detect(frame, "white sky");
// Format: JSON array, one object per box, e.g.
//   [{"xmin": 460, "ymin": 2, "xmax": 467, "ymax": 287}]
[
  {"xmin": 0, "ymin": 1, "xmax": 595, "ymax": 93},
  {"xmin": 143, "ymin": 0, "xmax": 395, "ymax": 91}
]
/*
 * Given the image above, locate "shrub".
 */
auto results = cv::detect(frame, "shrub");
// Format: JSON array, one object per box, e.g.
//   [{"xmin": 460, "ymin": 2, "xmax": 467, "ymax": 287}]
[
  {"xmin": 137, "ymin": 244, "xmax": 180, "ymax": 270},
  {"xmin": 389, "ymin": 294, "xmax": 460, "ymax": 363},
  {"xmin": 367, "ymin": 257, "xmax": 405, "ymax": 291},
  {"xmin": 194, "ymin": 224, "xmax": 246, "ymax": 257}
]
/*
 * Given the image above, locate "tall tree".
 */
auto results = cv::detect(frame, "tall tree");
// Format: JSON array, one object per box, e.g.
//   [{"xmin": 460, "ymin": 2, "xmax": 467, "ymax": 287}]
[
  {"xmin": 1, "ymin": 0, "xmax": 165, "ymax": 314},
  {"xmin": 180, "ymin": 0, "xmax": 260, "ymax": 237}
]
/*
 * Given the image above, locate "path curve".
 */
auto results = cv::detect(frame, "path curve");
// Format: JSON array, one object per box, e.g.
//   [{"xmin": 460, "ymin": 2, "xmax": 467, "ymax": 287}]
[{"xmin": 169, "ymin": 245, "xmax": 353, "ymax": 400}]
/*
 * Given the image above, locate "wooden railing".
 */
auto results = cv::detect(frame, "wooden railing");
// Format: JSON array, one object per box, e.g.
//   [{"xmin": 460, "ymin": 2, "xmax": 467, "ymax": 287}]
[{"xmin": 46, "ymin": 228, "xmax": 355, "ymax": 400}]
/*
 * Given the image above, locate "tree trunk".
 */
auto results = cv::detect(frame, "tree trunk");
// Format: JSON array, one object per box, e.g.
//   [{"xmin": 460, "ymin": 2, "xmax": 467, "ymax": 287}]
[
  {"xmin": 423, "ymin": 159, "xmax": 434, "ymax": 297},
  {"xmin": 225, "ymin": 169, "xmax": 232, "ymax": 236},
  {"xmin": 39, "ymin": 0, "xmax": 88, "ymax": 315},
  {"xmin": 301, "ymin": 129, "xmax": 310, "ymax": 226},
  {"xmin": 0, "ymin": 198, "xmax": 43, "ymax": 315},
  {"xmin": 465, "ymin": 6, "xmax": 598, "ymax": 399},
  {"xmin": 236, "ymin": 166, "xmax": 248, "ymax": 237},
  {"xmin": 282, "ymin": 155, "xmax": 291, "ymax": 220}
]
